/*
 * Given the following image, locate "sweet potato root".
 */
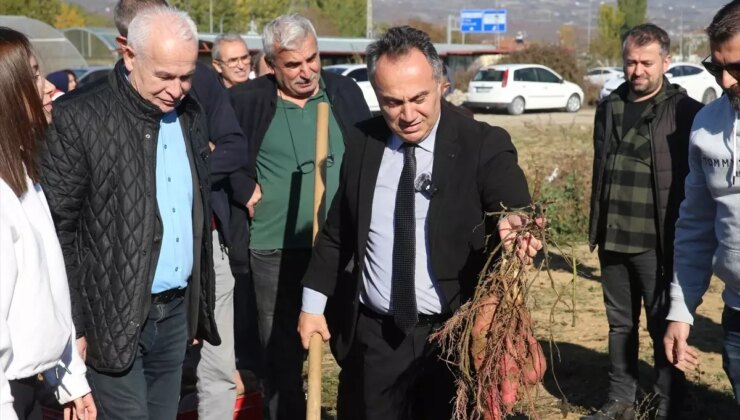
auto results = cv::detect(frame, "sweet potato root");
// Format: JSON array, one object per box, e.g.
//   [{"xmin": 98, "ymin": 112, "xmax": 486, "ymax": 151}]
[{"xmin": 431, "ymin": 207, "xmax": 552, "ymax": 420}]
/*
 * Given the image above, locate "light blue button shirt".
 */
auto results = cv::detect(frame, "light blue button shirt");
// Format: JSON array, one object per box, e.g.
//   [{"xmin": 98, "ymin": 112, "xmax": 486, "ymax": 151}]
[
  {"xmin": 302, "ymin": 117, "xmax": 447, "ymax": 315},
  {"xmin": 151, "ymin": 111, "xmax": 194, "ymax": 293}
]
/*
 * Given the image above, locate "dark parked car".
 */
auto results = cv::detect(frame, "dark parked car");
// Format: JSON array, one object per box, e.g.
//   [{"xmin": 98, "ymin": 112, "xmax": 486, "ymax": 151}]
[{"xmin": 72, "ymin": 66, "xmax": 113, "ymax": 88}]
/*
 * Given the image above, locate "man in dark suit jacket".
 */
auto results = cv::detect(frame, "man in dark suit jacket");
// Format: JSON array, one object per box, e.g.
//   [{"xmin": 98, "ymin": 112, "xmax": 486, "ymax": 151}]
[{"xmin": 297, "ymin": 26, "xmax": 541, "ymax": 420}]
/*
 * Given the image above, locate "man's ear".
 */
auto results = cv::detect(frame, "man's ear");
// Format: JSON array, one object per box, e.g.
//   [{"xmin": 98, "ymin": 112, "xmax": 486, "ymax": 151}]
[
  {"xmin": 115, "ymin": 35, "xmax": 127, "ymax": 53},
  {"xmin": 122, "ymin": 44, "xmax": 136, "ymax": 73},
  {"xmin": 212, "ymin": 60, "xmax": 223, "ymax": 75}
]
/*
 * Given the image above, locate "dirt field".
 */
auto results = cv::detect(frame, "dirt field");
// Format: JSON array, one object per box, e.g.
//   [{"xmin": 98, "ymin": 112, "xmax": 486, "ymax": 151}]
[
  {"xmin": 313, "ymin": 108, "xmax": 736, "ymax": 419},
  {"xmin": 474, "ymin": 108, "xmax": 597, "ymax": 129}
]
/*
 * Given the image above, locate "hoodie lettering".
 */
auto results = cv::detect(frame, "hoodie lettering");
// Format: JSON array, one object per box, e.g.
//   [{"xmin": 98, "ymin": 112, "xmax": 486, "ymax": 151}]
[{"xmin": 703, "ymin": 156, "xmax": 740, "ymax": 168}]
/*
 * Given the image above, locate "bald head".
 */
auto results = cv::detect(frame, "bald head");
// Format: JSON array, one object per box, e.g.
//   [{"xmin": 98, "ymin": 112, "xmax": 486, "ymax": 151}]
[
  {"xmin": 127, "ymin": 6, "xmax": 197, "ymax": 57},
  {"xmin": 123, "ymin": 6, "xmax": 198, "ymax": 113},
  {"xmin": 114, "ymin": 0, "xmax": 168, "ymax": 37}
]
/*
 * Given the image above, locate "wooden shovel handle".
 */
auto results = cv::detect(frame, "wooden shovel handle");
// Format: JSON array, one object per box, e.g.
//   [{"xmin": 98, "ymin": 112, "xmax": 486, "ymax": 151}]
[
  {"xmin": 307, "ymin": 333, "xmax": 324, "ymax": 420},
  {"xmin": 307, "ymin": 102, "xmax": 329, "ymax": 420}
]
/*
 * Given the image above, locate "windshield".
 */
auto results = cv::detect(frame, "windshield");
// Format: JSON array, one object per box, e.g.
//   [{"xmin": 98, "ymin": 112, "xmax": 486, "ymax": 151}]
[
  {"xmin": 473, "ymin": 69, "xmax": 505, "ymax": 82},
  {"xmin": 324, "ymin": 67, "xmax": 347, "ymax": 75}
]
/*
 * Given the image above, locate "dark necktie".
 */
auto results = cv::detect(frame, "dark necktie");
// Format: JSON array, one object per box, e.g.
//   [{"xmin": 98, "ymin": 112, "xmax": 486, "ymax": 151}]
[{"xmin": 392, "ymin": 143, "xmax": 418, "ymax": 333}]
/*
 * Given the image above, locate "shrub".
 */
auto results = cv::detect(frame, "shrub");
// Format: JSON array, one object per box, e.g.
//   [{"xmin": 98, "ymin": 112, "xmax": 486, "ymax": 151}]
[
  {"xmin": 454, "ymin": 67, "xmax": 478, "ymax": 93},
  {"xmin": 513, "ymin": 120, "xmax": 593, "ymax": 244},
  {"xmin": 537, "ymin": 161, "xmax": 591, "ymax": 243},
  {"xmin": 582, "ymin": 81, "xmax": 602, "ymax": 107},
  {"xmin": 500, "ymin": 44, "xmax": 585, "ymax": 84}
]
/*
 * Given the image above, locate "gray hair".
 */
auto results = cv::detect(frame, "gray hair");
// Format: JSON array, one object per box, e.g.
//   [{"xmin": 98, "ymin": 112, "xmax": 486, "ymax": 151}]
[
  {"xmin": 261, "ymin": 14, "xmax": 317, "ymax": 65},
  {"xmin": 127, "ymin": 6, "xmax": 198, "ymax": 55},
  {"xmin": 212, "ymin": 33, "xmax": 248, "ymax": 61},
  {"xmin": 113, "ymin": 0, "xmax": 167, "ymax": 37},
  {"xmin": 366, "ymin": 26, "xmax": 444, "ymax": 84}
]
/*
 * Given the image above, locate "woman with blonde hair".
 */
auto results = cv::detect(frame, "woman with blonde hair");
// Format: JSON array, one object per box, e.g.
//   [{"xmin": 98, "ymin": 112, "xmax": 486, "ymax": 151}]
[{"xmin": 0, "ymin": 27, "xmax": 96, "ymax": 420}]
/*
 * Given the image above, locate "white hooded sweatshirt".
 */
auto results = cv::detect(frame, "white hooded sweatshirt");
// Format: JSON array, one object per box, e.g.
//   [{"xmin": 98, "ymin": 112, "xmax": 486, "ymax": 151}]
[
  {"xmin": 0, "ymin": 174, "xmax": 89, "ymax": 419},
  {"xmin": 669, "ymin": 94, "xmax": 740, "ymax": 324}
]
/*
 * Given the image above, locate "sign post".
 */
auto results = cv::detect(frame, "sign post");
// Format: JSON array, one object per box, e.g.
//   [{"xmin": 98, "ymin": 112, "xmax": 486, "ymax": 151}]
[{"xmin": 459, "ymin": 9, "xmax": 507, "ymax": 45}]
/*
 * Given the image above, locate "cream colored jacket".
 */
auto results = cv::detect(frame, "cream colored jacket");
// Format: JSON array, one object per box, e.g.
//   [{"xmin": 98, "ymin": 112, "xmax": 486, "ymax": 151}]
[{"xmin": 0, "ymin": 174, "xmax": 89, "ymax": 419}]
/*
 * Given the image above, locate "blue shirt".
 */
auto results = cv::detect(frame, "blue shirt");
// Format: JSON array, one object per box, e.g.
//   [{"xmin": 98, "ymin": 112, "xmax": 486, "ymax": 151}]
[
  {"xmin": 302, "ymin": 117, "xmax": 447, "ymax": 315},
  {"xmin": 151, "ymin": 111, "xmax": 193, "ymax": 293}
]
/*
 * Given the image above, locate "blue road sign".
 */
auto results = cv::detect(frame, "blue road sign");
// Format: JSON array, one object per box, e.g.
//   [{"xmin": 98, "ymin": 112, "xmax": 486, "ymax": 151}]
[{"xmin": 460, "ymin": 9, "xmax": 507, "ymax": 34}]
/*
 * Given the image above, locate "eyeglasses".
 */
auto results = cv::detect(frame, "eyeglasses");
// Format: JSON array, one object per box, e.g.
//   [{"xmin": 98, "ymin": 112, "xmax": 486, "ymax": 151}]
[
  {"xmin": 702, "ymin": 55, "xmax": 740, "ymax": 81},
  {"xmin": 280, "ymin": 98, "xmax": 336, "ymax": 175},
  {"xmin": 218, "ymin": 54, "xmax": 251, "ymax": 68},
  {"xmin": 295, "ymin": 154, "xmax": 335, "ymax": 175}
]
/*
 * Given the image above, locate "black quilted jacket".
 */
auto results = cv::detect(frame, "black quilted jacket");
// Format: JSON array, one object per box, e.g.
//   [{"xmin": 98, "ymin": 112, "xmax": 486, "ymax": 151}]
[{"xmin": 41, "ymin": 61, "xmax": 220, "ymax": 373}]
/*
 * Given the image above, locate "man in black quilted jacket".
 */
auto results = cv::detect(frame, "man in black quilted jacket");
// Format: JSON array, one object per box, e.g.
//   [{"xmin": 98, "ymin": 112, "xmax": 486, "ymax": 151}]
[{"xmin": 40, "ymin": 6, "xmax": 219, "ymax": 419}]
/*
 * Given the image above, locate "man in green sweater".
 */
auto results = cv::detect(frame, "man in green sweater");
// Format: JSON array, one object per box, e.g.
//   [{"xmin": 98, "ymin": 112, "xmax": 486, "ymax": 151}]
[{"xmin": 228, "ymin": 14, "xmax": 371, "ymax": 419}]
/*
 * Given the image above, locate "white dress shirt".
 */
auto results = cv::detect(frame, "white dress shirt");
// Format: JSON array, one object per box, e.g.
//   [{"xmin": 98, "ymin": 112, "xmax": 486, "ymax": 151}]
[{"xmin": 302, "ymin": 116, "xmax": 448, "ymax": 315}]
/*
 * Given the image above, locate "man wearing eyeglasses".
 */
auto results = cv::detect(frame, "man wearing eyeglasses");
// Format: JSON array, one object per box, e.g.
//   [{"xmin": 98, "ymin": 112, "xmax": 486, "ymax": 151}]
[
  {"xmin": 229, "ymin": 14, "xmax": 370, "ymax": 419},
  {"xmin": 666, "ymin": 0, "xmax": 740, "ymax": 410},
  {"xmin": 586, "ymin": 23, "xmax": 703, "ymax": 420},
  {"xmin": 212, "ymin": 33, "xmax": 251, "ymax": 88}
]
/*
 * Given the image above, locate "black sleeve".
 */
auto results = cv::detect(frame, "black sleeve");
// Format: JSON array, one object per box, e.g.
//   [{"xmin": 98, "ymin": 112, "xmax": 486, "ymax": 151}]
[
  {"xmin": 590, "ymin": 101, "xmax": 608, "ymax": 202},
  {"xmin": 676, "ymin": 95, "xmax": 704, "ymax": 142},
  {"xmin": 191, "ymin": 63, "xmax": 255, "ymax": 204},
  {"xmin": 478, "ymin": 125, "xmax": 531, "ymax": 211},
  {"xmin": 40, "ymin": 104, "xmax": 90, "ymax": 335}
]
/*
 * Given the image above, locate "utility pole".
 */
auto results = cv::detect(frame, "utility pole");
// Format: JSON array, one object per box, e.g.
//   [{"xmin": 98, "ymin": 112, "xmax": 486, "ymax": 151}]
[
  {"xmin": 587, "ymin": 0, "xmax": 592, "ymax": 52},
  {"xmin": 679, "ymin": 9, "xmax": 684, "ymax": 60},
  {"xmin": 209, "ymin": 0, "xmax": 213, "ymax": 33},
  {"xmin": 366, "ymin": 0, "xmax": 373, "ymax": 38},
  {"xmin": 495, "ymin": 0, "xmax": 500, "ymax": 49}
]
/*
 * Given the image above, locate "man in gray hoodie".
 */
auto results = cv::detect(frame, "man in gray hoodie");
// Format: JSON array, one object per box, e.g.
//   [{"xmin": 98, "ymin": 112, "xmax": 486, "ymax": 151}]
[{"xmin": 665, "ymin": 0, "xmax": 740, "ymax": 410}]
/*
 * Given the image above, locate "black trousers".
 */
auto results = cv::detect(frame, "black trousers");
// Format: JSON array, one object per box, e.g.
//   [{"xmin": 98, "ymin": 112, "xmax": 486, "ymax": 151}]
[
  {"xmin": 337, "ymin": 306, "xmax": 457, "ymax": 420},
  {"xmin": 598, "ymin": 248, "xmax": 685, "ymax": 416},
  {"xmin": 250, "ymin": 248, "xmax": 312, "ymax": 420},
  {"xmin": 9, "ymin": 377, "xmax": 42, "ymax": 420}
]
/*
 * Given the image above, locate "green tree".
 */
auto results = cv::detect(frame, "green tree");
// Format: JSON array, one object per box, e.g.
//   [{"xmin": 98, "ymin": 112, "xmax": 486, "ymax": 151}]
[
  {"xmin": 0, "ymin": 0, "xmax": 62, "ymax": 26},
  {"xmin": 233, "ymin": 0, "xmax": 291, "ymax": 33},
  {"xmin": 591, "ymin": 3, "xmax": 625, "ymax": 64},
  {"xmin": 617, "ymin": 0, "xmax": 646, "ymax": 33},
  {"xmin": 54, "ymin": 2, "xmax": 87, "ymax": 29},
  {"xmin": 559, "ymin": 24, "xmax": 576, "ymax": 49},
  {"xmin": 318, "ymin": 0, "xmax": 365, "ymax": 36},
  {"xmin": 172, "ymin": 0, "xmax": 365, "ymax": 37},
  {"xmin": 84, "ymin": 11, "xmax": 113, "ymax": 27},
  {"xmin": 170, "ymin": 0, "xmax": 247, "ymax": 33},
  {"xmin": 297, "ymin": 5, "xmax": 338, "ymax": 35}
]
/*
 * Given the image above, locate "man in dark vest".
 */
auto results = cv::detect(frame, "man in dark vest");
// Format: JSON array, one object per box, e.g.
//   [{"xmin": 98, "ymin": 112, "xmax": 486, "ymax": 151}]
[{"xmin": 586, "ymin": 23, "xmax": 703, "ymax": 420}]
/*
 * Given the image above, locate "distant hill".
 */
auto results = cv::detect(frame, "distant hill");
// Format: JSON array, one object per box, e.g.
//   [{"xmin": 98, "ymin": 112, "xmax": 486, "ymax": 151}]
[
  {"xmin": 374, "ymin": 0, "xmax": 726, "ymax": 43},
  {"xmin": 65, "ymin": 0, "xmax": 725, "ymax": 42}
]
